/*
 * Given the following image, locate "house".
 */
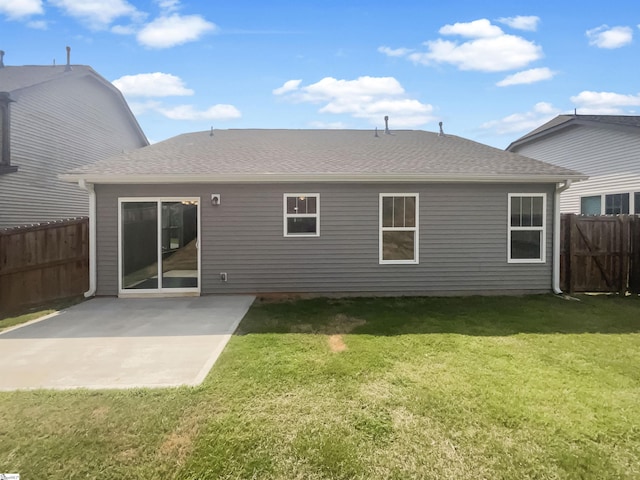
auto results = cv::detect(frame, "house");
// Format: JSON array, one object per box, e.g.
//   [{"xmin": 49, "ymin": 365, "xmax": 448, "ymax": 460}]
[
  {"xmin": 62, "ymin": 128, "xmax": 585, "ymax": 298},
  {"xmin": 507, "ymin": 114, "xmax": 640, "ymax": 215},
  {"xmin": 0, "ymin": 48, "xmax": 148, "ymax": 228}
]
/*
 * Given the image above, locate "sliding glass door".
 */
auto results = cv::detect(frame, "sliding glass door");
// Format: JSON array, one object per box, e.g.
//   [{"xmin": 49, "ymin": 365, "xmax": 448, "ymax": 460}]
[{"xmin": 119, "ymin": 198, "xmax": 199, "ymax": 294}]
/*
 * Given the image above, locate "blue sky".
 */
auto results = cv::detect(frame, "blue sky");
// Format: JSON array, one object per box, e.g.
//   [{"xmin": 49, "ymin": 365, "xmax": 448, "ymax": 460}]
[{"xmin": 2, "ymin": 0, "xmax": 639, "ymax": 147}]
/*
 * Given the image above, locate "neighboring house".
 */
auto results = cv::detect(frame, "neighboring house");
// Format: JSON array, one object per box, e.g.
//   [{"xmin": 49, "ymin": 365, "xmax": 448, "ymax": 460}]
[
  {"xmin": 507, "ymin": 114, "xmax": 640, "ymax": 215},
  {"xmin": 0, "ymin": 50, "xmax": 148, "ymax": 228},
  {"xmin": 62, "ymin": 128, "xmax": 585, "ymax": 298}
]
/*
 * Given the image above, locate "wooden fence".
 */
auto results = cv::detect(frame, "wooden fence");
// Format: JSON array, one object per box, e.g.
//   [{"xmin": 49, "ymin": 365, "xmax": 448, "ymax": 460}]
[
  {"xmin": 560, "ymin": 214, "xmax": 639, "ymax": 294},
  {"xmin": 0, "ymin": 217, "xmax": 89, "ymax": 316}
]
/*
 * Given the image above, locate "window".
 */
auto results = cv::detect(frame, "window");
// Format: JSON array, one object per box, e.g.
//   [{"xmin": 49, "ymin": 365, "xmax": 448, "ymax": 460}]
[
  {"xmin": 379, "ymin": 194, "xmax": 419, "ymax": 264},
  {"xmin": 284, "ymin": 194, "xmax": 319, "ymax": 236},
  {"xmin": 605, "ymin": 193, "xmax": 629, "ymax": 215},
  {"xmin": 508, "ymin": 194, "xmax": 546, "ymax": 263},
  {"xmin": 581, "ymin": 195, "xmax": 602, "ymax": 215},
  {"xmin": 0, "ymin": 91, "xmax": 17, "ymax": 174},
  {"xmin": 635, "ymin": 192, "xmax": 640, "ymax": 215}
]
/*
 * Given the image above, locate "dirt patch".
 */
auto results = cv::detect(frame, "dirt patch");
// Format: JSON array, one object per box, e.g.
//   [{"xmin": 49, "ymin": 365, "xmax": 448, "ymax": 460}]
[
  {"xmin": 157, "ymin": 403, "xmax": 210, "ymax": 466},
  {"xmin": 325, "ymin": 314, "xmax": 367, "ymax": 352},
  {"xmin": 117, "ymin": 448, "xmax": 139, "ymax": 462},
  {"xmin": 90, "ymin": 406, "xmax": 110, "ymax": 421},
  {"xmin": 328, "ymin": 334, "xmax": 347, "ymax": 352},
  {"xmin": 159, "ymin": 431, "xmax": 193, "ymax": 463}
]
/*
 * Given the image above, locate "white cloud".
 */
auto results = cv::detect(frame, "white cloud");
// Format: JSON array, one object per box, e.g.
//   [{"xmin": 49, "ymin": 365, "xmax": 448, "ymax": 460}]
[
  {"xmin": 496, "ymin": 67, "xmax": 556, "ymax": 87},
  {"xmin": 137, "ymin": 13, "xmax": 216, "ymax": 48},
  {"xmin": 410, "ymin": 35, "xmax": 542, "ymax": 72},
  {"xmin": 570, "ymin": 90, "xmax": 640, "ymax": 114},
  {"xmin": 274, "ymin": 76, "xmax": 436, "ymax": 127},
  {"xmin": 586, "ymin": 25, "xmax": 633, "ymax": 49},
  {"xmin": 406, "ymin": 19, "xmax": 542, "ymax": 72},
  {"xmin": 300, "ymin": 76, "xmax": 405, "ymax": 102},
  {"xmin": 439, "ymin": 18, "xmax": 503, "ymax": 38},
  {"xmin": 157, "ymin": 104, "xmax": 241, "ymax": 120},
  {"xmin": 272, "ymin": 79, "xmax": 302, "ymax": 95},
  {"xmin": 113, "ymin": 72, "xmax": 194, "ymax": 97},
  {"xmin": 0, "ymin": 0, "xmax": 43, "ymax": 19},
  {"xmin": 49, "ymin": 0, "xmax": 141, "ymax": 29},
  {"xmin": 127, "ymin": 100, "xmax": 162, "ymax": 116},
  {"xmin": 378, "ymin": 46, "xmax": 413, "ymax": 57},
  {"xmin": 156, "ymin": 0, "xmax": 180, "ymax": 12},
  {"xmin": 497, "ymin": 16, "xmax": 540, "ymax": 31},
  {"xmin": 27, "ymin": 19, "xmax": 47, "ymax": 29},
  {"xmin": 481, "ymin": 102, "xmax": 560, "ymax": 134},
  {"xmin": 127, "ymin": 99, "xmax": 242, "ymax": 121}
]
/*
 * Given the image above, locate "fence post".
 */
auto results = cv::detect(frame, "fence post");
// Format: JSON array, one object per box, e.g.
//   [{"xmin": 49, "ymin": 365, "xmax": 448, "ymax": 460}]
[
  {"xmin": 567, "ymin": 213, "xmax": 575, "ymax": 294},
  {"xmin": 619, "ymin": 216, "xmax": 630, "ymax": 294},
  {"xmin": 631, "ymin": 217, "xmax": 640, "ymax": 294}
]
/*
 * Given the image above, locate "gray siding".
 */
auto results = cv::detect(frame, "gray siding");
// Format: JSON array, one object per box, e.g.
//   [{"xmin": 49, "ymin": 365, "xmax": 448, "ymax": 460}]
[
  {"xmin": 0, "ymin": 75, "xmax": 146, "ymax": 228},
  {"xmin": 513, "ymin": 124, "xmax": 640, "ymax": 213},
  {"xmin": 96, "ymin": 182, "xmax": 556, "ymax": 296}
]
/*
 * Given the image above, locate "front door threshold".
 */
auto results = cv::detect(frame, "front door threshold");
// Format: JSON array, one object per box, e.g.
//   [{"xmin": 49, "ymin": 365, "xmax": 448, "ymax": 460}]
[{"xmin": 118, "ymin": 291, "xmax": 201, "ymax": 299}]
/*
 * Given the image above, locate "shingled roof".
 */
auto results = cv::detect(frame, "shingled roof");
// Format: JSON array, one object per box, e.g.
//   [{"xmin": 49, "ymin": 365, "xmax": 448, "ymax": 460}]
[
  {"xmin": 507, "ymin": 114, "xmax": 640, "ymax": 151},
  {"xmin": 63, "ymin": 129, "xmax": 585, "ymax": 184},
  {"xmin": 0, "ymin": 65, "xmax": 95, "ymax": 92}
]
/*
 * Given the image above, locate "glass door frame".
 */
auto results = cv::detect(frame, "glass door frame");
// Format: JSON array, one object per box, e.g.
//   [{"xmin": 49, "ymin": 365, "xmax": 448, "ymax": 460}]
[{"xmin": 118, "ymin": 197, "xmax": 201, "ymax": 296}]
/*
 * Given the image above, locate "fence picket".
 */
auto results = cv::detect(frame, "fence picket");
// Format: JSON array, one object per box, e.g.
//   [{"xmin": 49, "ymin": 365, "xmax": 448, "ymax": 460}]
[
  {"xmin": 561, "ymin": 214, "xmax": 638, "ymax": 294},
  {"xmin": 0, "ymin": 218, "xmax": 89, "ymax": 316}
]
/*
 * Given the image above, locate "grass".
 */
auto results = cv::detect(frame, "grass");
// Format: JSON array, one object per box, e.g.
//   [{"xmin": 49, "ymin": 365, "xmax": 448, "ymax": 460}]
[
  {"xmin": 1, "ymin": 294, "xmax": 639, "ymax": 479},
  {"xmin": 0, "ymin": 297, "xmax": 84, "ymax": 331}
]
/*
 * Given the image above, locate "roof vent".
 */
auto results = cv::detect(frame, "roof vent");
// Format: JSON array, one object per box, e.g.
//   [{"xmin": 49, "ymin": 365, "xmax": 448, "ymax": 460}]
[
  {"xmin": 65, "ymin": 46, "xmax": 72, "ymax": 72},
  {"xmin": 384, "ymin": 115, "xmax": 390, "ymax": 134},
  {"xmin": 0, "ymin": 50, "xmax": 5, "ymax": 69},
  {"xmin": 210, "ymin": 126, "xmax": 214, "ymax": 137},
  {"xmin": 374, "ymin": 127, "xmax": 379, "ymax": 138},
  {"xmin": 438, "ymin": 121, "xmax": 445, "ymax": 137}
]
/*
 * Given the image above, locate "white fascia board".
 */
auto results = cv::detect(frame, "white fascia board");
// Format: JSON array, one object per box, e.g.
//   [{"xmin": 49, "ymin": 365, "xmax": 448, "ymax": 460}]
[{"xmin": 60, "ymin": 173, "xmax": 589, "ymax": 184}]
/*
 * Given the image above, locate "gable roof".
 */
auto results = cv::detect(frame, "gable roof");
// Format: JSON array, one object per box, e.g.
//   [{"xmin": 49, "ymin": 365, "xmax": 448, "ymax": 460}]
[
  {"xmin": 507, "ymin": 114, "xmax": 640, "ymax": 151},
  {"xmin": 63, "ymin": 129, "xmax": 585, "ymax": 184},
  {"xmin": 0, "ymin": 64, "xmax": 148, "ymax": 145}
]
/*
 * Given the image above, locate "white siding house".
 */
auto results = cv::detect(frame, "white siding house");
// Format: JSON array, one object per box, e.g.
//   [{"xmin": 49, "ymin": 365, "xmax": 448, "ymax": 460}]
[
  {"xmin": 0, "ymin": 52, "xmax": 148, "ymax": 228},
  {"xmin": 507, "ymin": 115, "xmax": 640, "ymax": 215}
]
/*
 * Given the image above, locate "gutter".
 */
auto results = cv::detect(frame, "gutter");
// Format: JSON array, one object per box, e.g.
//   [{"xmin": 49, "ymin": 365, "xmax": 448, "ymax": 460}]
[
  {"xmin": 60, "ymin": 172, "xmax": 588, "ymax": 185},
  {"xmin": 553, "ymin": 180, "xmax": 572, "ymax": 294},
  {"xmin": 78, "ymin": 179, "xmax": 97, "ymax": 298}
]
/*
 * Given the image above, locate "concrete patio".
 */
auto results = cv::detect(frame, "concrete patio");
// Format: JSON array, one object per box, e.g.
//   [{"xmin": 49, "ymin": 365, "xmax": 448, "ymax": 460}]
[{"xmin": 0, "ymin": 295, "xmax": 255, "ymax": 390}]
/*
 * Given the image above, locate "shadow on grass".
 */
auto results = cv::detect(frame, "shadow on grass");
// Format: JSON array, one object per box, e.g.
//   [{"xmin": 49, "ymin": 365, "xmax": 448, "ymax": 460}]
[{"xmin": 235, "ymin": 294, "xmax": 640, "ymax": 337}]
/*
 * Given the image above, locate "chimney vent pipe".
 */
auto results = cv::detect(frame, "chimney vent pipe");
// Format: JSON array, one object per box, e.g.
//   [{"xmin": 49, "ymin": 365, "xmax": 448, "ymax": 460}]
[{"xmin": 65, "ymin": 46, "xmax": 72, "ymax": 71}]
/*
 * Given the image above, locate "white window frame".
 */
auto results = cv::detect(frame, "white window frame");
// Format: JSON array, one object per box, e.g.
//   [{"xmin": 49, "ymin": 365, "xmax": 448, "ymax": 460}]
[
  {"xmin": 604, "ymin": 192, "xmax": 630, "ymax": 215},
  {"xmin": 283, "ymin": 193, "xmax": 320, "ymax": 237},
  {"xmin": 580, "ymin": 194, "xmax": 603, "ymax": 215},
  {"xmin": 379, "ymin": 193, "xmax": 419, "ymax": 265},
  {"xmin": 580, "ymin": 192, "xmax": 638, "ymax": 215},
  {"xmin": 507, "ymin": 193, "xmax": 546, "ymax": 264},
  {"xmin": 117, "ymin": 197, "xmax": 201, "ymax": 295}
]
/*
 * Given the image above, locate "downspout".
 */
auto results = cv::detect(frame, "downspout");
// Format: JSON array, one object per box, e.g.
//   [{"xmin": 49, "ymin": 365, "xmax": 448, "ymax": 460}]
[
  {"xmin": 78, "ymin": 179, "xmax": 97, "ymax": 298},
  {"xmin": 553, "ymin": 179, "xmax": 572, "ymax": 294}
]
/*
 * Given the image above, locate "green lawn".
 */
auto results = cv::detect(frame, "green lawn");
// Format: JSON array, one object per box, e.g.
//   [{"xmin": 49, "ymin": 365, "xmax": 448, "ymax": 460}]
[{"xmin": 1, "ymin": 295, "xmax": 639, "ymax": 479}]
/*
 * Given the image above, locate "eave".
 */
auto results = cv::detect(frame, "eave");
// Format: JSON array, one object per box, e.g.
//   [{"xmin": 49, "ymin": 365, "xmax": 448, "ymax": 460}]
[{"xmin": 60, "ymin": 172, "xmax": 588, "ymax": 185}]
